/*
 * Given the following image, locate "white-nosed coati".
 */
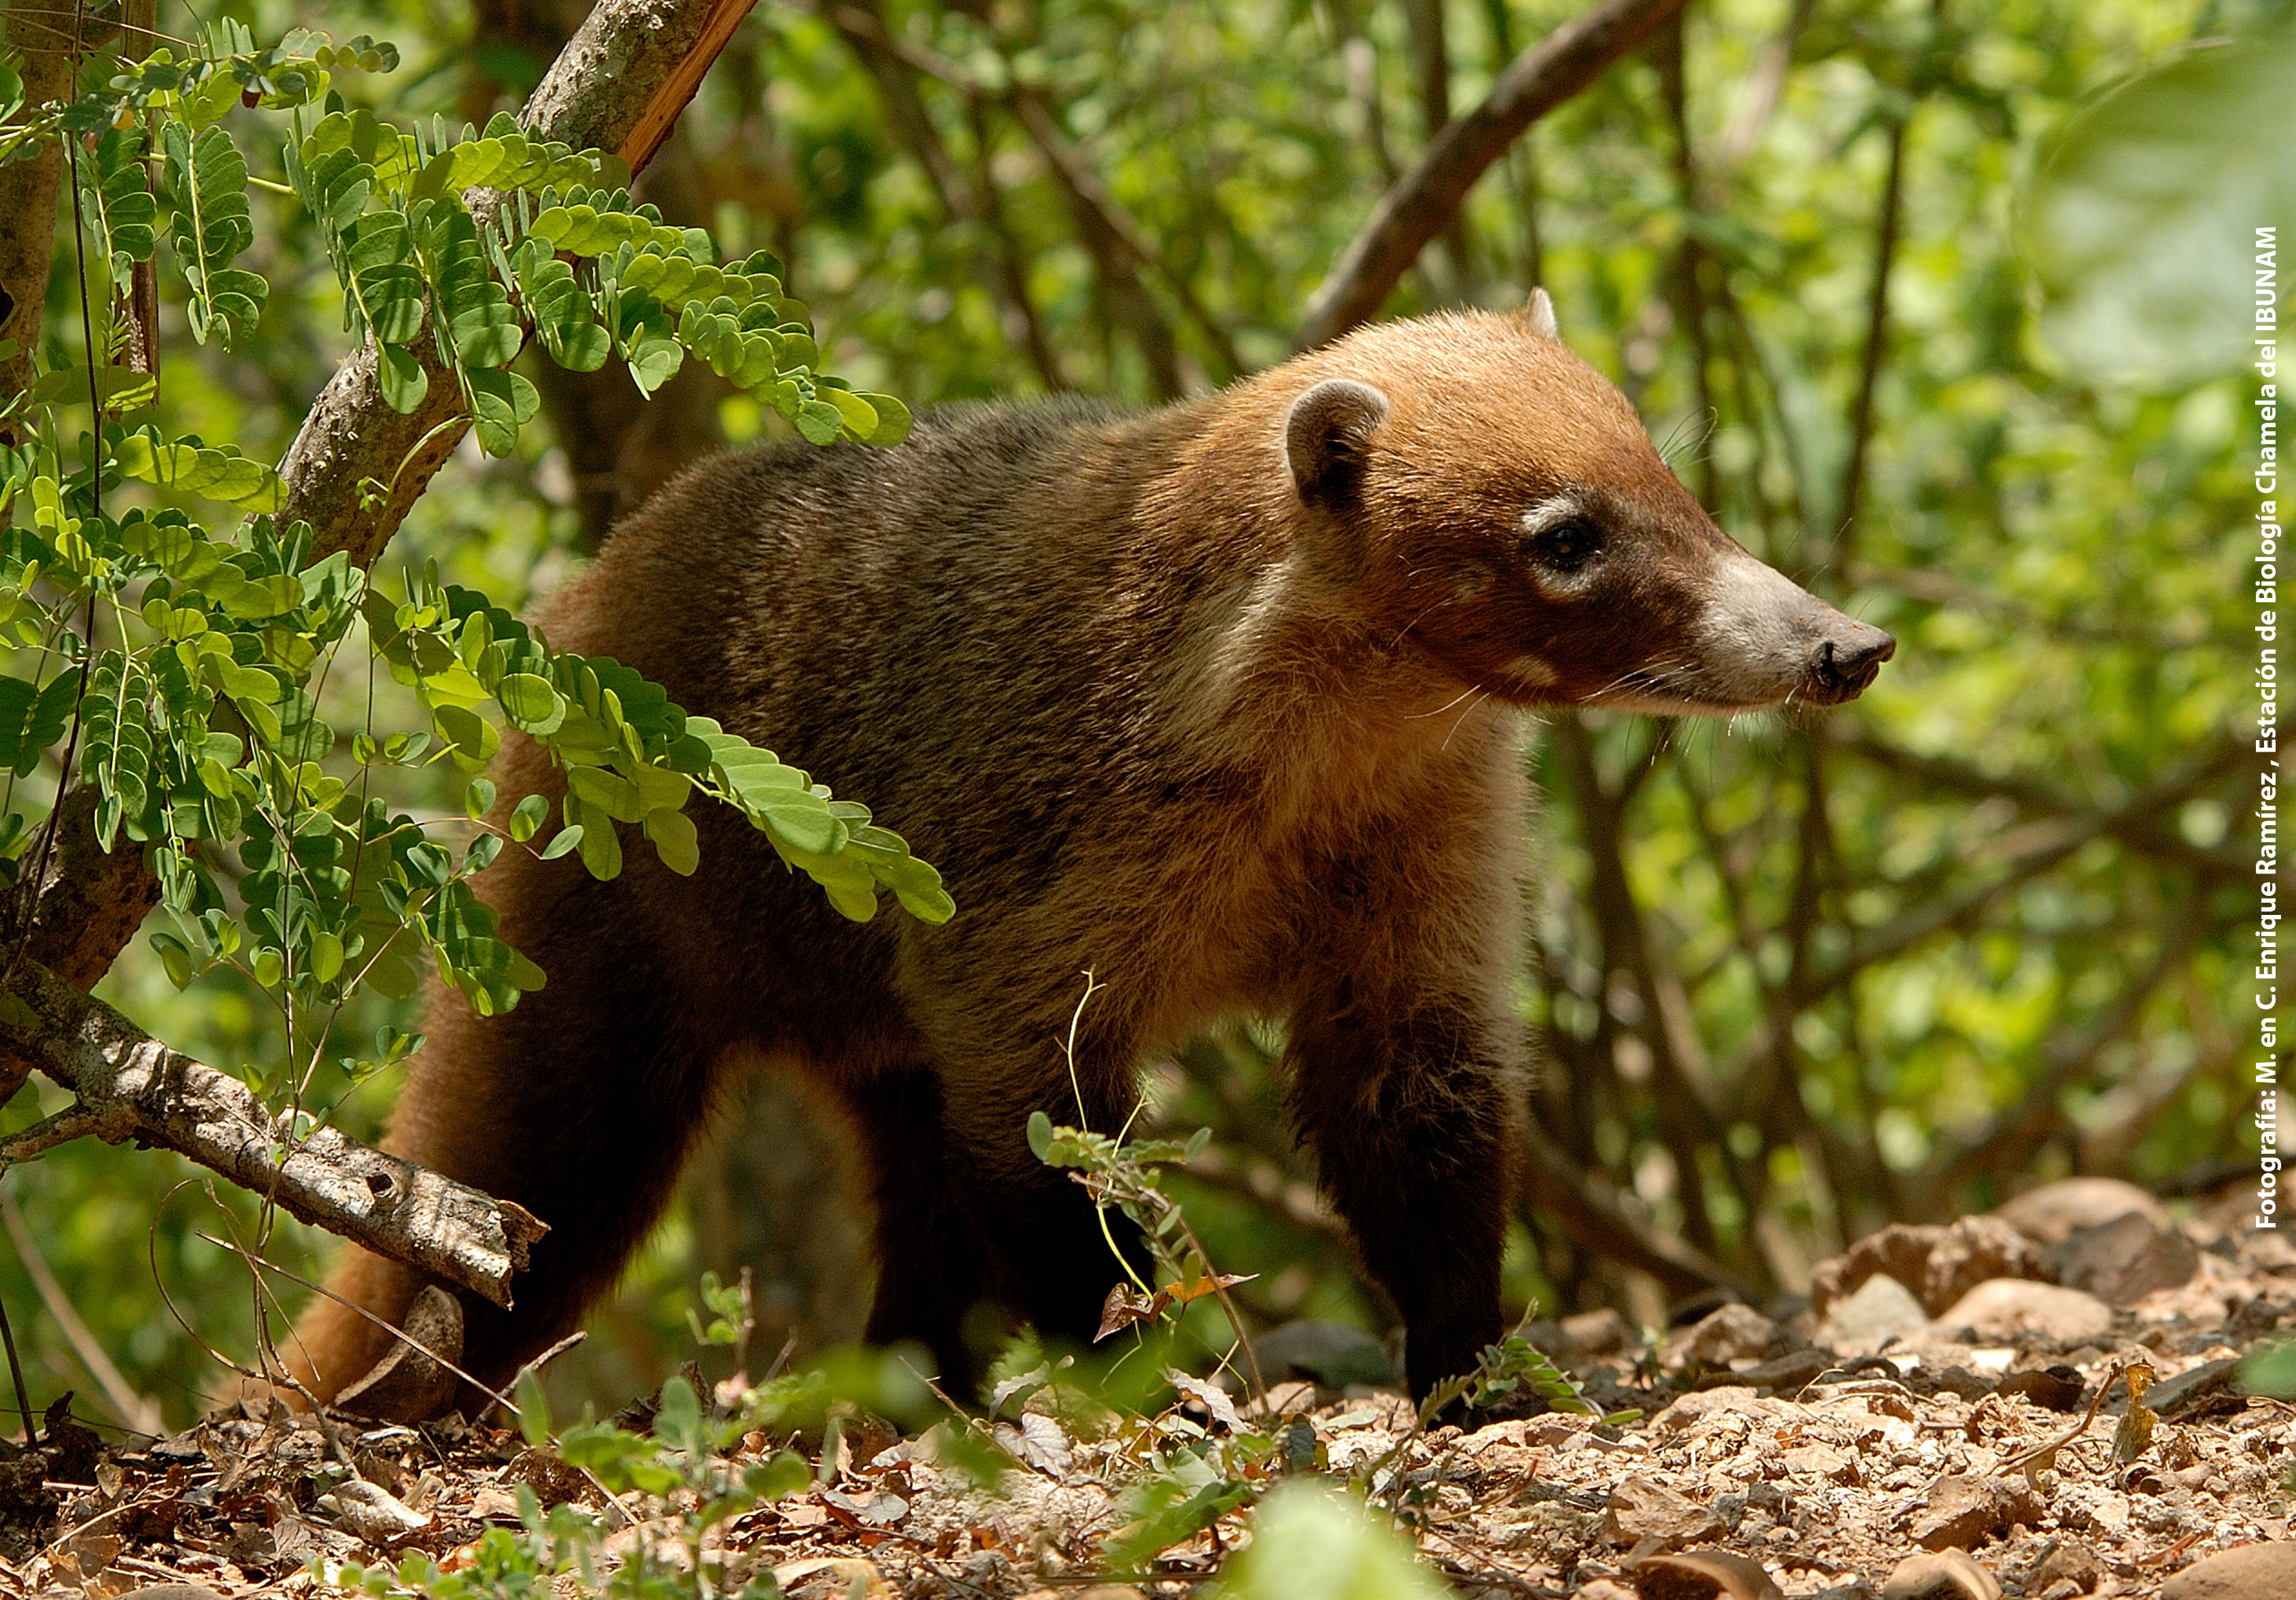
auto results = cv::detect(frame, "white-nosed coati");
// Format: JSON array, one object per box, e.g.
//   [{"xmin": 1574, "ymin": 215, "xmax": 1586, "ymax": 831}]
[{"xmin": 292, "ymin": 300, "xmax": 1892, "ymax": 1414}]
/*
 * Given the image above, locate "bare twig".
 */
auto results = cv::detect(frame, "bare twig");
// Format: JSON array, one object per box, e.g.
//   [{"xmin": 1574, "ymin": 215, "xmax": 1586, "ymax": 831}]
[
  {"xmin": 0, "ymin": 959, "xmax": 545, "ymax": 1306},
  {"xmin": 821, "ymin": 0, "xmax": 1066, "ymax": 387},
  {"xmin": 1297, "ymin": 0, "xmax": 1688, "ymax": 351},
  {"xmin": 0, "ymin": 1188, "xmax": 161, "ymax": 1434},
  {"xmin": 1831, "ymin": 113, "xmax": 1908, "ymax": 571}
]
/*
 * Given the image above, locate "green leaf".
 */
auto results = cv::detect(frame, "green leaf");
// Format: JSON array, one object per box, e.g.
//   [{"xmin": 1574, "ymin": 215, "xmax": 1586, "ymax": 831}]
[
  {"xmin": 513, "ymin": 1365, "xmax": 552, "ymax": 1448},
  {"xmin": 2025, "ymin": 31, "xmax": 2296, "ymax": 384},
  {"xmin": 375, "ymin": 344, "xmax": 428, "ymax": 412},
  {"xmin": 464, "ymin": 778, "xmax": 497, "ymax": 819},
  {"xmin": 643, "ymin": 807, "xmax": 698, "ymax": 876},
  {"xmin": 854, "ymin": 393, "xmax": 912, "ymax": 446},
  {"xmin": 163, "ymin": 122, "xmax": 267, "ymax": 346},
  {"xmin": 112, "ymin": 432, "xmax": 286, "ymax": 510},
  {"xmin": 821, "ymin": 385, "xmax": 881, "ymax": 441},
  {"xmin": 466, "ymin": 368, "xmax": 539, "ymax": 457},
  {"xmin": 433, "ymin": 703, "xmax": 499, "ymax": 763},
  {"xmin": 496, "ymin": 671, "xmax": 564, "ymax": 734},
  {"xmin": 794, "ymin": 399, "xmax": 844, "ymax": 446},
  {"xmin": 1206, "ymin": 1483, "xmax": 1445, "ymax": 1599},
  {"xmin": 745, "ymin": 1450, "xmax": 811, "ymax": 1501},
  {"xmin": 508, "ymin": 792, "xmax": 550, "ymax": 841},
  {"xmin": 0, "ymin": 673, "xmax": 80, "ymax": 778}
]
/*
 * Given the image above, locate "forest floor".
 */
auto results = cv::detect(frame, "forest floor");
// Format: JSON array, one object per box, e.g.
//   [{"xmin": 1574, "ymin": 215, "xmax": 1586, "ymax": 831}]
[{"xmin": 0, "ymin": 1178, "xmax": 2290, "ymax": 1600}]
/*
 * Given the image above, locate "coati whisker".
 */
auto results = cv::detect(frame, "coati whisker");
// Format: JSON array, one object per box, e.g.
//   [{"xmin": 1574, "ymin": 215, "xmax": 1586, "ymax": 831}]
[{"xmin": 1440, "ymin": 688, "xmax": 1495, "ymax": 752}]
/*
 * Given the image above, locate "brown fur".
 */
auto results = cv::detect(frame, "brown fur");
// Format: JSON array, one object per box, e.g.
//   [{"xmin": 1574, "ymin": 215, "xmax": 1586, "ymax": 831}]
[{"xmin": 291, "ymin": 310, "xmax": 1890, "ymax": 1412}]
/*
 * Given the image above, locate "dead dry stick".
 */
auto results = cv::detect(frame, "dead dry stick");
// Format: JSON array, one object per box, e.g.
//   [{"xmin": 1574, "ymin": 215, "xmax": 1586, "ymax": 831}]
[
  {"xmin": 0, "ymin": 959, "xmax": 544, "ymax": 1306},
  {"xmin": 0, "ymin": 1189, "xmax": 161, "ymax": 1435},
  {"xmin": 1297, "ymin": 0, "xmax": 1689, "ymax": 351},
  {"xmin": 190, "ymin": 1229, "xmax": 523, "ymax": 1421}
]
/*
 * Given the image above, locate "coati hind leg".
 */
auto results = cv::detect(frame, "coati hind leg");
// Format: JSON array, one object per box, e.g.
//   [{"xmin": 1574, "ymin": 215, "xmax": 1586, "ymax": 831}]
[
  {"xmin": 835, "ymin": 1064, "xmax": 992, "ymax": 1384},
  {"xmin": 291, "ymin": 904, "xmax": 734, "ymax": 1415},
  {"xmin": 875, "ymin": 1008, "xmax": 1155, "ymax": 1369}
]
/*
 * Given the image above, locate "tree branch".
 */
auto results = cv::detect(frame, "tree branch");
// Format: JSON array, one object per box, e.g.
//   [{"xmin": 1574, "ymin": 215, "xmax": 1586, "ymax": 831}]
[
  {"xmin": 0, "ymin": 0, "xmax": 80, "ymax": 442},
  {"xmin": 0, "ymin": 960, "xmax": 545, "ymax": 1307},
  {"xmin": 1296, "ymin": 0, "xmax": 1687, "ymax": 351},
  {"xmin": 5, "ymin": 0, "xmax": 756, "ymax": 1003},
  {"xmin": 0, "ymin": 0, "xmax": 749, "ymax": 1286},
  {"xmin": 284, "ymin": 0, "xmax": 760, "ymax": 572}
]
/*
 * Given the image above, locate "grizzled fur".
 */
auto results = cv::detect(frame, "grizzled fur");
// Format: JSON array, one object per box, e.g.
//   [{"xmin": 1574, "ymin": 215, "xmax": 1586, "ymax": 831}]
[{"xmin": 294, "ymin": 308, "xmax": 1890, "ymax": 1412}]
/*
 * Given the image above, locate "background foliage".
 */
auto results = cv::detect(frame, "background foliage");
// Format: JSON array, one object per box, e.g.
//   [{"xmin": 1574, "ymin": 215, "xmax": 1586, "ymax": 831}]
[{"xmin": 0, "ymin": 0, "xmax": 2277, "ymax": 1435}]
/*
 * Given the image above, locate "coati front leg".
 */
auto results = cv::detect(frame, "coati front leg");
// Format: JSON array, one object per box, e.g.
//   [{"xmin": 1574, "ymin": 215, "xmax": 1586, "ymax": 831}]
[
  {"xmin": 1279, "ymin": 835, "xmax": 1525, "ymax": 1401},
  {"xmin": 1285, "ymin": 993, "xmax": 1519, "ymax": 1399}
]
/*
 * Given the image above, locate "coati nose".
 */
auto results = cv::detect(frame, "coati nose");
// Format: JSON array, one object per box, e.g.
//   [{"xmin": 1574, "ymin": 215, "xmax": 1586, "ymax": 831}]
[{"xmin": 1809, "ymin": 620, "xmax": 1895, "ymax": 703}]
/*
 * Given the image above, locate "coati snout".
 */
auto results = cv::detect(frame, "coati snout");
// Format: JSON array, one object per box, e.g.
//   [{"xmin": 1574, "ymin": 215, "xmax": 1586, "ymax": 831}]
[
  {"xmin": 292, "ymin": 302, "xmax": 1892, "ymax": 1416},
  {"xmin": 1279, "ymin": 305, "xmax": 1893, "ymax": 721}
]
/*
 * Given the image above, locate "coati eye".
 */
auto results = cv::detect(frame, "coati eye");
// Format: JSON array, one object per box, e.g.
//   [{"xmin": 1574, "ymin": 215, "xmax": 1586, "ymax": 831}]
[{"xmin": 1525, "ymin": 518, "xmax": 1604, "ymax": 575}]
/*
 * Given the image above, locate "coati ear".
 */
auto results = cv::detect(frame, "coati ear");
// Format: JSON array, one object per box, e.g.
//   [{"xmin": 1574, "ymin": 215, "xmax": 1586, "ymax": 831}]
[
  {"xmin": 1522, "ymin": 287, "xmax": 1559, "ymax": 341},
  {"xmin": 1285, "ymin": 378, "xmax": 1390, "ymax": 511}
]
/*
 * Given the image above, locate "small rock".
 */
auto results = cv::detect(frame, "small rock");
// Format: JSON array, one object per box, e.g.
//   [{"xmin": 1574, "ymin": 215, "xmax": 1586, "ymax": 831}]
[
  {"xmin": 1932, "ymin": 1280, "xmax": 2114, "ymax": 1346},
  {"xmin": 1566, "ymin": 1307, "xmax": 1636, "ymax": 1356},
  {"xmin": 1783, "ymin": 1442, "xmax": 1860, "ymax": 1485},
  {"xmin": 1676, "ymin": 1303, "xmax": 1784, "ymax": 1367},
  {"xmin": 1602, "ymin": 1475, "xmax": 1728, "ymax": 1550},
  {"xmin": 1926, "ymin": 1216, "xmax": 2049, "ymax": 1314},
  {"xmin": 1810, "ymin": 1219, "xmax": 2044, "ymax": 1318},
  {"xmin": 1243, "ymin": 1320, "xmax": 1395, "ymax": 1389},
  {"xmin": 1996, "ymin": 1366, "xmax": 2087, "ymax": 1412},
  {"xmin": 1630, "ymin": 1548, "xmax": 1785, "ymax": 1600},
  {"xmin": 1997, "ymin": 1178, "xmax": 2171, "ymax": 1246},
  {"xmin": 2146, "ymin": 1356, "xmax": 2248, "ymax": 1421},
  {"xmin": 2047, "ymin": 1211, "xmax": 2200, "ymax": 1305},
  {"xmin": 1575, "ymin": 1582, "xmax": 1640, "ymax": 1600},
  {"xmin": 2159, "ymin": 1540, "xmax": 2296, "ymax": 1600},
  {"xmin": 1882, "ymin": 1550, "xmax": 2004, "ymax": 1600},
  {"xmin": 1908, "ymin": 1471, "xmax": 2038, "ymax": 1551},
  {"xmin": 2031, "ymin": 1540, "xmax": 2105, "ymax": 1596},
  {"xmin": 1812, "ymin": 1585, "xmax": 1882, "ymax": 1600},
  {"xmin": 121, "ymin": 1588, "xmax": 229, "ymax": 1600},
  {"xmin": 1817, "ymin": 1272, "xmax": 1930, "ymax": 1350}
]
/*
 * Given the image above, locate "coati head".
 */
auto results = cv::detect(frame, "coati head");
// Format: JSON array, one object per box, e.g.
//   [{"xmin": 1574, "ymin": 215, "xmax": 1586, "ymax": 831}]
[{"xmin": 1280, "ymin": 297, "xmax": 1893, "ymax": 714}]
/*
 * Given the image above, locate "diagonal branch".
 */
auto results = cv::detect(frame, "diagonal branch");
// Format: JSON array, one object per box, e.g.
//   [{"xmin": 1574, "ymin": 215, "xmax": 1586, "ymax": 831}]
[
  {"xmin": 0, "ymin": 960, "xmax": 545, "ymax": 1307},
  {"xmin": 0, "ymin": 0, "xmax": 754, "ymax": 1282},
  {"xmin": 1296, "ymin": 0, "xmax": 1687, "ymax": 351},
  {"xmin": 3, "ymin": 0, "xmax": 760, "ymax": 1014},
  {"xmin": 286, "ymin": 0, "xmax": 760, "ymax": 571}
]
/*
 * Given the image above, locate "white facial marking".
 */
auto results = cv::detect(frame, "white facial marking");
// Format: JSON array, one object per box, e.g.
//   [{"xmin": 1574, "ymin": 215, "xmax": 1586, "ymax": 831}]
[{"xmin": 1519, "ymin": 493, "xmax": 1601, "ymax": 599}]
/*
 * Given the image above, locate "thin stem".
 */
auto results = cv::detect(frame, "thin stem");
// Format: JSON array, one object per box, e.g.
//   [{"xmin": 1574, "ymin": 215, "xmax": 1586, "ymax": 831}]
[{"xmin": 1832, "ymin": 113, "xmax": 1906, "ymax": 573}]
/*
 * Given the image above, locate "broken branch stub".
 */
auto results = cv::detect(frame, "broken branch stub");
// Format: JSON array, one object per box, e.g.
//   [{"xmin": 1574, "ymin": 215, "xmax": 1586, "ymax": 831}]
[{"xmin": 0, "ymin": 961, "xmax": 543, "ymax": 1307}]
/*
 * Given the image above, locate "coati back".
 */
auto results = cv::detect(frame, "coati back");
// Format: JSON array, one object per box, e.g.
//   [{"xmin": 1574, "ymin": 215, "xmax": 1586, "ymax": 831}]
[{"xmin": 294, "ymin": 303, "xmax": 1892, "ymax": 1412}]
